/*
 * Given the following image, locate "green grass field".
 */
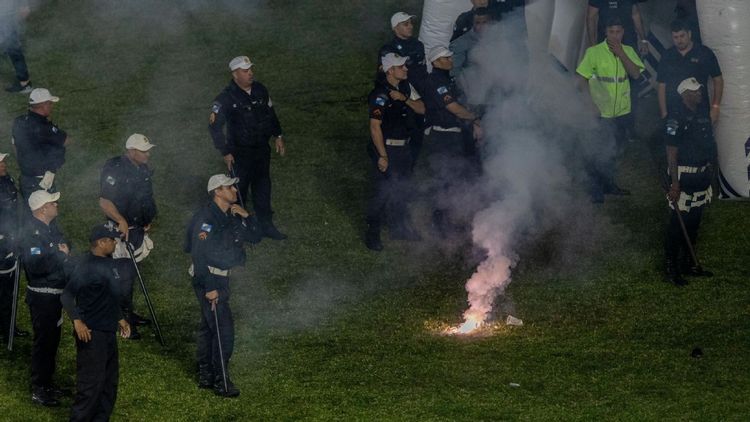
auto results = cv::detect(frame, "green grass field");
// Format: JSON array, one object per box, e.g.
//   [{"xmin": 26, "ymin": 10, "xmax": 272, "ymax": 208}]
[{"xmin": 1, "ymin": 1, "xmax": 749, "ymax": 420}]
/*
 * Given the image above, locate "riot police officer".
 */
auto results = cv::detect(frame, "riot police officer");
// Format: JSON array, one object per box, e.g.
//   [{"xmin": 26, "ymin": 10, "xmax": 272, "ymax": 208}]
[
  {"xmin": 99, "ymin": 134, "xmax": 157, "ymax": 339},
  {"xmin": 11, "ymin": 88, "xmax": 69, "ymax": 200},
  {"xmin": 22, "ymin": 190, "xmax": 71, "ymax": 407},
  {"xmin": 208, "ymin": 56, "xmax": 286, "ymax": 240},
  {"xmin": 365, "ymin": 53, "xmax": 425, "ymax": 251},
  {"xmin": 422, "ymin": 46, "xmax": 483, "ymax": 237},
  {"xmin": 0, "ymin": 152, "xmax": 28, "ymax": 341},
  {"xmin": 664, "ymin": 77, "xmax": 716, "ymax": 286},
  {"xmin": 186, "ymin": 174, "xmax": 255, "ymax": 397}
]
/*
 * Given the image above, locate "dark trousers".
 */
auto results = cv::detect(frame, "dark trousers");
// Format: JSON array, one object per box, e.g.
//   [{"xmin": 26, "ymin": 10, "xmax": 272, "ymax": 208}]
[
  {"xmin": 365, "ymin": 144, "xmax": 413, "ymax": 230},
  {"xmin": 193, "ymin": 281, "xmax": 234, "ymax": 377},
  {"xmin": 588, "ymin": 115, "xmax": 628, "ymax": 197},
  {"xmin": 423, "ymin": 129, "xmax": 474, "ymax": 218},
  {"xmin": 27, "ymin": 292, "xmax": 62, "ymax": 389},
  {"xmin": 114, "ymin": 259, "xmax": 136, "ymax": 324},
  {"xmin": 1, "ymin": 30, "xmax": 30, "ymax": 82},
  {"xmin": 70, "ymin": 330, "xmax": 119, "ymax": 422},
  {"xmin": 0, "ymin": 272, "xmax": 14, "ymax": 337},
  {"xmin": 234, "ymin": 145, "xmax": 272, "ymax": 222},
  {"xmin": 665, "ymin": 167, "xmax": 711, "ymax": 267}
]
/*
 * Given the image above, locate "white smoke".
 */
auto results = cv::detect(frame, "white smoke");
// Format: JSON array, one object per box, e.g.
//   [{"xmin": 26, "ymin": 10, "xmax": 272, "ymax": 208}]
[{"xmin": 454, "ymin": 11, "xmax": 615, "ymax": 328}]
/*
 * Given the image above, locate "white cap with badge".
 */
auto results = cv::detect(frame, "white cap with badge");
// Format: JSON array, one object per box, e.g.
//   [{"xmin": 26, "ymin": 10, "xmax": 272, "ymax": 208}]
[
  {"xmin": 28, "ymin": 190, "xmax": 60, "ymax": 211},
  {"xmin": 29, "ymin": 88, "xmax": 60, "ymax": 105},
  {"xmin": 207, "ymin": 174, "xmax": 239, "ymax": 192},
  {"xmin": 677, "ymin": 77, "xmax": 703, "ymax": 95},
  {"xmin": 229, "ymin": 56, "xmax": 253, "ymax": 71},
  {"xmin": 390, "ymin": 12, "xmax": 415, "ymax": 28},
  {"xmin": 125, "ymin": 133, "xmax": 155, "ymax": 151},
  {"xmin": 381, "ymin": 53, "xmax": 408, "ymax": 72},
  {"xmin": 428, "ymin": 46, "xmax": 453, "ymax": 63}
]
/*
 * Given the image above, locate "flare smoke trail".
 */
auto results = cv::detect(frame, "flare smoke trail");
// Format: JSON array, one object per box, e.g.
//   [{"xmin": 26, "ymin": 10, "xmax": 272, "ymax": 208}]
[{"xmin": 454, "ymin": 12, "xmax": 614, "ymax": 330}]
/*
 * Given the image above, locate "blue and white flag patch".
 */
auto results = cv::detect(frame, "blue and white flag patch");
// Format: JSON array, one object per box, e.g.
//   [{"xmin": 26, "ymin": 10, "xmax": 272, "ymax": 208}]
[
  {"xmin": 30, "ymin": 247, "xmax": 42, "ymax": 255},
  {"xmin": 200, "ymin": 223, "xmax": 213, "ymax": 232},
  {"xmin": 437, "ymin": 86, "xmax": 448, "ymax": 95},
  {"xmin": 375, "ymin": 96, "xmax": 386, "ymax": 106}
]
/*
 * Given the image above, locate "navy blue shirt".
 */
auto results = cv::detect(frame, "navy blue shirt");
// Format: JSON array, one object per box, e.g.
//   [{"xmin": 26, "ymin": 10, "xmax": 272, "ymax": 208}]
[
  {"xmin": 21, "ymin": 217, "xmax": 69, "ymax": 290},
  {"xmin": 12, "ymin": 111, "xmax": 67, "ymax": 176},
  {"xmin": 61, "ymin": 253, "xmax": 122, "ymax": 333},
  {"xmin": 100, "ymin": 155, "xmax": 157, "ymax": 227},
  {"xmin": 423, "ymin": 69, "xmax": 462, "ymax": 129},
  {"xmin": 657, "ymin": 44, "xmax": 722, "ymax": 117},
  {"xmin": 368, "ymin": 79, "xmax": 417, "ymax": 141},
  {"xmin": 665, "ymin": 104, "xmax": 715, "ymax": 167},
  {"xmin": 378, "ymin": 37, "xmax": 428, "ymax": 94}
]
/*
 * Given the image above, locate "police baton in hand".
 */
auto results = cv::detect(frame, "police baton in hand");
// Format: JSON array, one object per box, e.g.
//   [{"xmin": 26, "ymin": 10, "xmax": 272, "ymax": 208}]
[
  {"xmin": 125, "ymin": 241, "xmax": 165, "ymax": 346},
  {"xmin": 212, "ymin": 301, "xmax": 229, "ymax": 393},
  {"xmin": 6, "ymin": 256, "xmax": 20, "ymax": 351},
  {"xmin": 228, "ymin": 166, "xmax": 246, "ymax": 209},
  {"xmin": 669, "ymin": 198, "xmax": 703, "ymax": 271}
]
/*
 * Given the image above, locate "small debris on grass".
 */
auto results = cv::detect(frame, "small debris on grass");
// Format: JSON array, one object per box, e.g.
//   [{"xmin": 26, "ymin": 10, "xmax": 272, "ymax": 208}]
[
  {"xmin": 509, "ymin": 382, "xmax": 521, "ymax": 388},
  {"xmin": 505, "ymin": 315, "xmax": 523, "ymax": 326}
]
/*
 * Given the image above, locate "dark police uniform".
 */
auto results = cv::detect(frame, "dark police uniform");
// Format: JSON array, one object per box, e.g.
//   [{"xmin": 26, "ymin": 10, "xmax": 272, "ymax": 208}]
[
  {"xmin": 11, "ymin": 110, "xmax": 67, "ymax": 199},
  {"xmin": 21, "ymin": 216, "xmax": 70, "ymax": 400},
  {"xmin": 0, "ymin": 174, "xmax": 20, "ymax": 338},
  {"xmin": 0, "ymin": 0, "xmax": 31, "ymax": 91},
  {"xmin": 100, "ymin": 155, "xmax": 157, "ymax": 331},
  {"xmin": 366, "ymin": 78, "xmax": 418, "ymax": 241},
  {"xmin": 422, "ymin": 68, "xmax": 475, "ymax": 233},
  {"xmin": 656, "ymin": 45, "xmax": 721, "ymax": 118},
  {"xmin": 185, "ymin": 201, "xmax": 251, "ymax": 395},
  {"xmin": 378, "ymin": 38, "xmax": 429, "ymax": 167},
  {"xmin": 664, "ymin": 103, "xmax": 715, "ymax": 279},
  {"xmin": 61, "ymin": 249, "xmax": 123, "ymax": 422},
  {"xmin": 589, "ymin": 0, "xmax": 645, "ymax": 47},
  {"xmin": 209, "ymin": 80, "xmax": 282, "ymax": 233}
]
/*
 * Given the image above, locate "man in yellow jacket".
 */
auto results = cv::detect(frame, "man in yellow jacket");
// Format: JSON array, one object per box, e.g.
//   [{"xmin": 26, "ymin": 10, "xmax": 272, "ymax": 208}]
[{"xmin": 577, "ymin": 16, "xmax": 644, "ymax": 203}]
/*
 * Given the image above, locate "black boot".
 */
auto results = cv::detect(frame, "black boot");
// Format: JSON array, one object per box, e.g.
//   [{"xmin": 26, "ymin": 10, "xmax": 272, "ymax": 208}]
[
  {"xmin": 213, "ymin": 374, "xmax": 240, "ymax": 397},
  {"xmin": 131, "ymin": 312, "xmax": 151, "ymax": 326},
  {"xmin": 365, "ymin": 223, "xmax": 383, "ymax": 251},
  {"xmin": 198, "ymin": 364, "xmax": 213, "ymax": 389},
  {"xmin": 665, "ymin": 258, "xmax": 688, "ymax": 287},
  {"xmin": 31, "ymin": 386, "xmax": 60, "ymax": 407},
  {"xmin": 261, "ymin": 220, "xmax": 287, "ymax": 240}
]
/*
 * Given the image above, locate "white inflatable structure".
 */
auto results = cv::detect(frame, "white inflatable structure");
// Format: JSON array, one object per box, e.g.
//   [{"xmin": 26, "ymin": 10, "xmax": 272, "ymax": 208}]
[
  {"xmin": 419, "ymin": 0, "xmax": 471, "ymax": 56},
  {"xmin": 697, "ymin": 1, "xmax": 750, "ymax": 198}
]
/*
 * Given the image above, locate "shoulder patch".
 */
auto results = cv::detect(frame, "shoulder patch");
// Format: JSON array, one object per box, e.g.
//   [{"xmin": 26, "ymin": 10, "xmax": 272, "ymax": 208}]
[
  {"xmin": 200, "ymin": 223, "xmax": 212, "ymax": 233},
  {"xmin": 437, "ymin": 86, "xmax": 448, "ymax": 95},
  {"xmin": 30, "ymin": 247, "xmax": 41, "ymax": 255},
  {"xmin": 375, "ymin": 96, "xmax": 387, "ymax": 106},
  {"xmin": 112, "ymin": 268, "xmax": 121, "ymax": 279},
  {"xmin": 52, "ymin": 127, "xmax": 58, "ymax": 134},
  {"xmin": 106, "ymin": 175, "xmax": 116, "ymax": 186},
  {"xmin": 211, "ymin": 103, "xmax": 221, "ymax": 114},
  {"xmin": 665, "ymin": 119, "xmax": 679, "ymax": 136}
]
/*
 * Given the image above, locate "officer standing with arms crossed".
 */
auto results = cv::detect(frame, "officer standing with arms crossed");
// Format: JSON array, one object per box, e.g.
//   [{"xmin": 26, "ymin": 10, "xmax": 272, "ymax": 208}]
[
  {"xmin": 186, "ymin": 174, "xmax": 254, "ymax": 397},
  {"xmin": 663, "ymin": 78, "xmax": 715, "ymax": 286},
  {"xmin": 11, "ymin": 88, "xmax": 69, "ymax": 200},
  {"xmin": 0, "ymin": 152, "xmax": 29, "ymax": 341},
  {"xmin": 422, "ymin": 46, "xmax": 482, "ymax": 237},
  {"xmin": 22, "ymin": 190, "xmax": 70, "ymax": 407},
  {"xmin": 209, "ymin": 56, "xmax": 286, "ymax": 241},
  {"xmin": 365, "ymin": 53, "xmax": 425, "ymax": 251},
  {"xmin": 99, "ymin": 134, "xmax": 157, "ymax": 339},
  {"xmin": 61, "ymin": 223, "xmax": 130, "ymax": 422}
]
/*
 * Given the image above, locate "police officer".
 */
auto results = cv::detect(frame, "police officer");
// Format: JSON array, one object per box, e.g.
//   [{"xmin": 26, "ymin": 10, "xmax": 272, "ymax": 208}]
[
  {"xmin": 0, "ymin": 152, "xmax": 29, "ymax": 341},
  {"xmin": 451, "ymin": 0, "xmax": 492, "ymax": 42},
  {"xmin": 11, "ymin": 88, "xmax": 69, "ymax": 200},
  {"xmin": 22, "ymin": 190, "xmax": 70, "ymax": 407},
  {"xmin": 209, "ymin": 55, "xmax": 286, "ymax": 241},
  {"xmin": 186, "ymin": 174, "xmax": 254, "ymax": 397},
  {"xmin": 664, "ymin": 77, "xmax": 715, "ymax": 286},
  {"xmin": 365, "ymin": 53, "xmax": 425, "ymax": 251},
  {"xmin": 99, "ymin": 133, "xmax": 157, "ymax": 339},
  {"xmin": 378, "ymin": 13, "xmax": 429, "ymax": 170},
  {"xmin": 422, "ymin": 46, "xmax": 483, "ymax": 237},
  {"xmin": 61, "ymin": 223, "xmax": 130, "ymax": 422}
]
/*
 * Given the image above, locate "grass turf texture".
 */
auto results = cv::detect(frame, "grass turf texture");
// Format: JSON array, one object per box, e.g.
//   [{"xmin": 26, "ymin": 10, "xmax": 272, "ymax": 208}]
[{"xmin": 1, "ymin": 0, "xmax": 749, "ymax": 420}]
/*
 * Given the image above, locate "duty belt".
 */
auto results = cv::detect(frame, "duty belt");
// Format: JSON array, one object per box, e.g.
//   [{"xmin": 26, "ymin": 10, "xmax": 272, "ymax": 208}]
[
  {"xmin": 385, "ymin": 138, "xmax": 409, "ymax": 147},
  {"xmin": 188, "ymin": 263, "xmax": 230, "ymax": 277},
  {"xmin": 27, "ymin": 286, "xmax": 64, "ymax": 295},
  {"xmin": 429, "ymin": 126, "xmax": 461, "ymax": 133},
  {"xmin": 0, "ymin": 261, "xmax": 16, "ymax": 275}
]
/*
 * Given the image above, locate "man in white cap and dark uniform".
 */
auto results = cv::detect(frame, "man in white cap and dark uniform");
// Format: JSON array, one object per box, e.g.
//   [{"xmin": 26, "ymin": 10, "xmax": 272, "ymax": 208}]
[
  {"xmin": 11, "ymin": 88, "xmax": 69, "ymax": 200},
  {"xmin": 99, "ymin": 134, "xmax": 158, "ymax": 339},
  {"xmin": 208, "ymin": 56, "xmax": 287, "ymax": 240},
  {"xmin": 21, "ymin": 190, "xmax": 71, "ymax": 407},
  {"xmin": 185, "ymin": 174, "xmax": 255, "ymax": 397}
]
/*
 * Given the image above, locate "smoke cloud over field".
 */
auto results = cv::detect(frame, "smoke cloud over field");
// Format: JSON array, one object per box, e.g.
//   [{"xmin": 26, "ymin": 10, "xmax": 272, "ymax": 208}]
[{"xmin": 449, "ymin": 12, "xmax": 618, "ymax": 329}]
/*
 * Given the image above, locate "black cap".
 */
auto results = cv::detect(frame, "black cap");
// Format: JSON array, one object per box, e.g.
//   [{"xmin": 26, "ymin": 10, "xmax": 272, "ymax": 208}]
[{"xmin": 90, "ymin": 222, "xmax": 121, "ymax": 242}]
